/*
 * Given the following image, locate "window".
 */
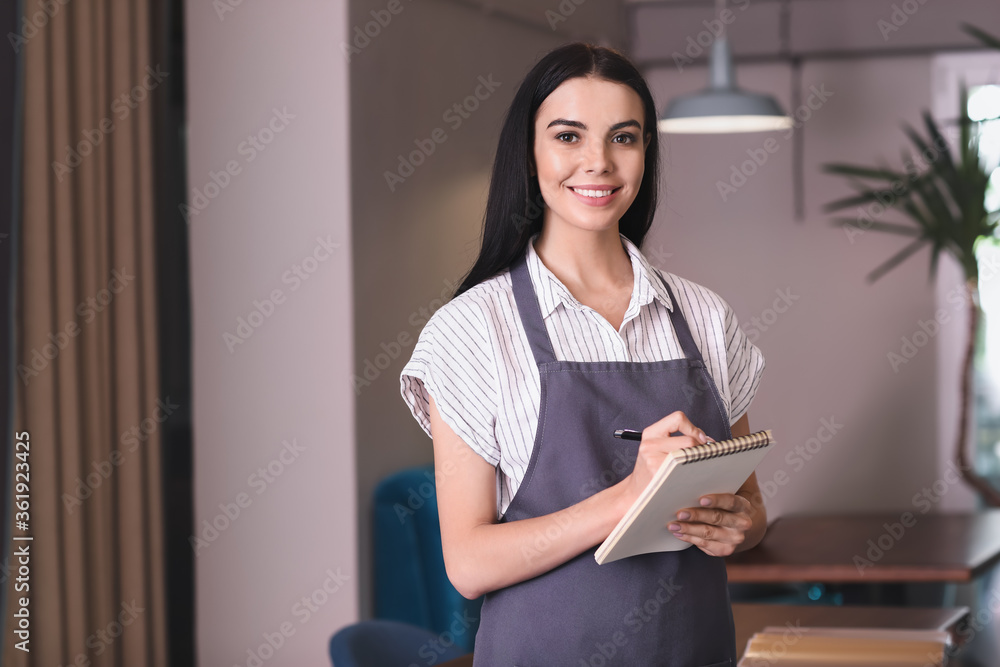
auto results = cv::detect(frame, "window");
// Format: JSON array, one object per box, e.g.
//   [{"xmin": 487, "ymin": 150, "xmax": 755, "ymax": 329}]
[
  {"xmin": 970, "ymin": 84, "xmax": 1000, "ymax": 481},
  {"xmin": 933, "ymin": 53, "xmax": 1000, "ymax": 497}
]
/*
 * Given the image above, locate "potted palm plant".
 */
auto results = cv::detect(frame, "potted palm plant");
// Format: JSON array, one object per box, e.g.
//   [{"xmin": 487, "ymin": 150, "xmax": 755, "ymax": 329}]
[{"xmin": 821, "ymin": 23, "xmax": 1000, "ymax": 506}]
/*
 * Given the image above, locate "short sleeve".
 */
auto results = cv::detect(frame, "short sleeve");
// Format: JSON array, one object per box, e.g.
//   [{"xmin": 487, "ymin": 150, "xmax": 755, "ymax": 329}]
[
  {"xmin": 722, "ymin": 301, "xmax": 765, "ymax": 426},
  {"xmin": 399, "ymin": 302, "xmax": 501, "ymax": 467}
]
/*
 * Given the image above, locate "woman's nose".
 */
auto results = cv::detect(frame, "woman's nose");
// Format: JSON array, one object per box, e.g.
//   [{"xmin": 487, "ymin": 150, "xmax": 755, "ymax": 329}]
[{"xmin": 581, "ymin": 139, "xmax": 611, "ymax": 174}]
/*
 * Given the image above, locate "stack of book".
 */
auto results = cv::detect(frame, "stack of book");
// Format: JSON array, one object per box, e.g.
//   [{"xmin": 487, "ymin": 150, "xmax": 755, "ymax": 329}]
[{"xmin": 738, "ymin": 627, "xmax": 951, "ymax": 666}]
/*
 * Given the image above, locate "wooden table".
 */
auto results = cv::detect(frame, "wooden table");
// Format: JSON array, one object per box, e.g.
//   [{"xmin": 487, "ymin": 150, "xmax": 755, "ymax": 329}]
[
  {"xmin": 436, "ymin": 603, "xmax": 970, "ymax": 666},
  {"xmin": 724, "ymin": 511, "xmax": 1000, "ymax": 583}
]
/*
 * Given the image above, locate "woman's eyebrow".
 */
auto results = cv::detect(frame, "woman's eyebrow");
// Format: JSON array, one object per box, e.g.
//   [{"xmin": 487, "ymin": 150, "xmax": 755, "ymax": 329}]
[{"xmin": 545, "ymin": 118, "xmax": 642, "ymax": 131}]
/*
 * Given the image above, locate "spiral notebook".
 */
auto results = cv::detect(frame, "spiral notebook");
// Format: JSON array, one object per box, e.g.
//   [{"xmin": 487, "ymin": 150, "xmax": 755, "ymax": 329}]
[{"xmin": 595, "ymin": 430, "xmax": 775, "ymax": 565}]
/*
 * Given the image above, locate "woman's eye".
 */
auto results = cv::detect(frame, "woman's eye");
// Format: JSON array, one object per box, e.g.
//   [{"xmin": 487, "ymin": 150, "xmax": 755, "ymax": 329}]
[
  {"xmin": 556, "ymin": 132, "xmax": 578, "ymax": 143},
  {"xmin": 613, "ymin": 133, "xmax": 636, "ymax": 144}
]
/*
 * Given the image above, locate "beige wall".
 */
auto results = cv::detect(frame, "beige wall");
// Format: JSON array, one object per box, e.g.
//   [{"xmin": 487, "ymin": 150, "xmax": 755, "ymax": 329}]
[
  {"xmin": 186, "ymin": 1, "xmax": 357, "ymax": 665},
  {"xmin": 184, "ymin": 0, "xmax": 1000, "ymax": 659},
  {"xmin": 646, "ymin": 56, "xmax": 949, "ymax": 516},
  {"xmin": 632, "ymin": 0, "xmax": 1000, "ymax": 518},
  {"xmin": 348, "ymin": 0, "xmax": 624, "ymax": 618}
]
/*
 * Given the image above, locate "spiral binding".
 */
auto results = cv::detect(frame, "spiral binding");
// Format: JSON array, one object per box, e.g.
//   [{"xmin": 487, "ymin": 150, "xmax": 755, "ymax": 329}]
[{"xmin": 677, "ymin": 429, "xmax": 773, "ymax": 464}]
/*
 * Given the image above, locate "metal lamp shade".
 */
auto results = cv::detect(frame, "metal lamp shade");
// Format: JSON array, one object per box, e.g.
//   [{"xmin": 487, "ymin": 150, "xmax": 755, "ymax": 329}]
[{"xmin": 658, "ymin": 38, "xmax": 792, "ymax": 134}]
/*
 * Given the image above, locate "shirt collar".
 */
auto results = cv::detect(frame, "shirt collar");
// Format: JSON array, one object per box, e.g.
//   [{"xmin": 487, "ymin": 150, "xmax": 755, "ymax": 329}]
[{"xmin": 524, "ymin": 232, "xmax": 674, "ymax": 320}]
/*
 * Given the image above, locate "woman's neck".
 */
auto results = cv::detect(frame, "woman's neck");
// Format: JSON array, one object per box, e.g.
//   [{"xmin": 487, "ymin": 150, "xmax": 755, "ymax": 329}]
[{"xmin": 532, "ymin": 223, "xmax": 633, "ymax": 295}]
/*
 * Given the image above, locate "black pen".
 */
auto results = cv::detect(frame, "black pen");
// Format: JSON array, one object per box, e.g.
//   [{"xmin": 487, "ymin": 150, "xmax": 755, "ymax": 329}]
[{"xmin": 614, "ymin": 428, "xmax": 715, "ymax": 443}]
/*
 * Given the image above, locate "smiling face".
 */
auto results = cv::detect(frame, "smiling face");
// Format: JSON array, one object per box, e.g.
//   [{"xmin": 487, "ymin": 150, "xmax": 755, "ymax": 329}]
[{"xmin": 532, "ymin": 75, "xmax": 650, "ymax": 235}]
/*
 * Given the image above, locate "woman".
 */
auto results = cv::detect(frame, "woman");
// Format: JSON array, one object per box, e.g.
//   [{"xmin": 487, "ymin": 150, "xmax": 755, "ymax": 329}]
[{"xmin": 399, "ymin": 42, "xmax": 767, "ymax": 666}]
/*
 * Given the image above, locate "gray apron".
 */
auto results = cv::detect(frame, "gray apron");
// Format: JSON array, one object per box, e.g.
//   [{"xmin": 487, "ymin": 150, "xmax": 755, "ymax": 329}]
[{"xmin": 472, "ymin": 252, "xmax": 736, "ymax": 667}]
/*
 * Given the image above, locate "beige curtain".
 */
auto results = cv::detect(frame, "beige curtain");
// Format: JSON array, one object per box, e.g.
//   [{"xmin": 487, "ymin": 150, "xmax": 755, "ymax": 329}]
[{"xmin": 7, "ymin": 1, "xmax": 167, "ymax": 665}]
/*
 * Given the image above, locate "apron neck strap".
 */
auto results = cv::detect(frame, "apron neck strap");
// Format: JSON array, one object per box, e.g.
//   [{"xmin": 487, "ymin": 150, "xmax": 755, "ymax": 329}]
[
  {"xmin": 653, "ymin": 271, "xmax": 704, "ymax": 362},
  {"xmin": 509, "ymin": 248, "xmax": 705, "ymax": 366},
  {"xmin": 510, "ymin": 252, "xmax": 557, "ymax": 365}
]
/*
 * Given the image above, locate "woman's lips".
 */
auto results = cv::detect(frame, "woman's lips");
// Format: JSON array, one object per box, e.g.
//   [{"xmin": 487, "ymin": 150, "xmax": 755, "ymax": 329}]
[{"xmin": 568, "ymin": 185, "xmax": 622, "ymax": 207}]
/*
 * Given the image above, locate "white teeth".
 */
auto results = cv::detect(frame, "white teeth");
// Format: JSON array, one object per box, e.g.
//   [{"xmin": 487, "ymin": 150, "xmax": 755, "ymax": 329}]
[{"xmin": 572, "ymin": 188, "xmax": 615, "ymax": 198}]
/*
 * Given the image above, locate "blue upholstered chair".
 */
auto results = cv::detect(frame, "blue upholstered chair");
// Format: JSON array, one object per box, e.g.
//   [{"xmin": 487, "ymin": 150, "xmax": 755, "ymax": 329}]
[
  {"xmin": 328, "ymin": 619, "xmax": 468, "ymax": 667},
  {"xmin": 371, "ymin": 464, "xmax": 483, "ymax": 652}
]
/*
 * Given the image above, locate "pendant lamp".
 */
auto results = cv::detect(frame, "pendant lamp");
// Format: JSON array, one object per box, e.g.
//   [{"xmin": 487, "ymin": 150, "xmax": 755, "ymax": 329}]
[{"xmin": 658, "ymin": 0, "xmax": 793, "ymax": 134}]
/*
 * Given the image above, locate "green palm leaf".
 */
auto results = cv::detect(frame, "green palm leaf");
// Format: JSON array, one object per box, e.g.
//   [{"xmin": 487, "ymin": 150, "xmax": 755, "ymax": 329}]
[
  {"xmin": 901, "ymin": 119, "xmax": 954, "ymax": 183},
  {"xmin": 828, "ymin": 218, "xmax": 923, "ymax": 237},
  {"xmin": 852, "ymin": 20, "xmax": 1000, "ymax": 508},
  {"xmin": 866, "ymin": 237, "xmax": 928, "ymax": 284},
  {"xmin": 821, "ymin": 164, "xmax": 907, "ymax": 181},
  {"xmin": 959, "ymin": 81, "xmax": 972, "ymax": 175},
  {"xmin": 822, "ymin": 77, "xmax": 998, "ymax": 283},
  {"xmin": 897, "ymin": 195, "xmax": 932, "ymax": 230},
  {"xmin": 821, "ymin": 184, "xmax": 913, "ymax": 213},
  {"xmin": 961, "ymin": 23, "xmax": 1000, "ymax": 50}
]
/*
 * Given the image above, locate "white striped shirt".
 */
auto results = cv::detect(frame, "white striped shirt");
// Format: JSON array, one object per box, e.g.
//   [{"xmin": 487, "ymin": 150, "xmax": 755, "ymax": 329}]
[{"xmin": 399, "ymin": 232, "xmax": 765, "ymax": 518}]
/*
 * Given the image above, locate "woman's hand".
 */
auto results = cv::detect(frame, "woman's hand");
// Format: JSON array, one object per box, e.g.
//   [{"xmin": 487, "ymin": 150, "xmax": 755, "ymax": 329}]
[
  {"xmin": 613, "ymin": 411, "xmax": 711, "ymax": 515},
  {"xmin": 667, "ymin": 493, "xmax": 754, "ymax": 557},
  {"xmin": 668, "ymin": 413, "xmax": 767, "ymax": 556},
  {"xmin": 616, "ymin": 411, "xmax": 766, "ymax": 558}
]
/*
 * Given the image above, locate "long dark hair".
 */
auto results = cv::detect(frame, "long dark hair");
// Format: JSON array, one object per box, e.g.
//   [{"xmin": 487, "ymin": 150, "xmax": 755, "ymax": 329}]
[{"xmin": 453, "ymin": 42, "xmax": 661, "ymax": 298}]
